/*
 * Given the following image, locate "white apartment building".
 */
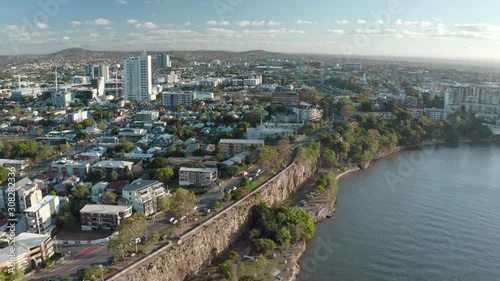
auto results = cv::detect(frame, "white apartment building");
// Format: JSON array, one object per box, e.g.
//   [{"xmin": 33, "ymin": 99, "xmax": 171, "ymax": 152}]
[
  {"xmin": 124, "ymin": 55, "xmax": 154, "ymax": 102},
  {"xmin": 122, "ymin": 179, "xmax": 167, "ymax": 216},
  {"xmin": 424, "ymin": 107, "xmax": 447, "ymax": 122},
  {"xmin": 179, "ymin": 167, "xmax": 218, "ymax": 187},
  {"xmin": 293, "ymin": 104, "xmax": 324, "ymax": 122},
  {"xmin": 51, "ymin": 90, "xmax": 72, "ymax": 107},
  {"xmin": 24, "ymin": 195, "xmax": 60, "ymax": 235},
  {"xmin": 246, "ymin": 125, "xmax": 294, "ymax": 140},
  {"xmin": 162, "ymin": 91, "xmax": 195, "ymax": 108},
  {"xmin": 67, "ymin": 110, "xmax": 88, "ymax": 123},
  {"xmin": 445, "ymin": 84, "xmax": 500, "ymax": 120}
]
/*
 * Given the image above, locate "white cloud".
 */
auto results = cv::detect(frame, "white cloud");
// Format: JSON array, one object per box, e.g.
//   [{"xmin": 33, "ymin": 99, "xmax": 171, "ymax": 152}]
[
  {"xmin": 326, "ymin": 29, "xmax": 344, "ymax": 35},
  {"xmin": 207, "ymin": 20, "xmax": 230, "ymax": 26},
  {"xmin": 63, "ymin": 36, "xmax": 70, "ymax": 40},
  {"xmin": 237, "ymin": 20, "xmax": 265, "ymax": 27},
  {"xmin": 336, "ymin": 20, "xmax": 349, "ymax": 25},
  {"xmin": 420, "ymin": 21, "xmax": 432, "ymax": 28},
  {"xmin": 184, "ymin": 22, "xmax": 192, "ymax": 27},
  {"xmin": 375, "ymin": 20, "xmax": 384, "ymax": 25},
  {"xmin": 94, "ymin": 18, "xmax": 112, "ymax": 26},
  {"xmin": 70, "ymin": 21, "xmax": 81, "ymax": 26},
  {"xmin": 135, "ymin": 22, "xmax": 158, "ymax": 29},
  {"xmin": 235, "ymin": 20, "xmax": 281, "ymax": 27},
  {"xmin": 356, "ymin": 20, "xmax": 366, "ymax": 24},
  {"xmin": 127, "ymin": 19, "xmax": 138, "ymax": 24},
  {"xmin": 350, "ymin": 28, "xmax": 397, "ymax": 35},
  {"xmin": 296, "ymin": 19, "xmax": 315, "ymax": 25},
  {"xmin": 394, "ymin": 19, "xmax": 419, "ymax": 26},
  {"xmin": 402, "ymin": 30, "xmax": 426, "ymax": 37},
  {"xmin": 116, "ymin": 0, "xmax": 127, "ymax": 4},
  {"xmin": 267, "ymin": 21, "xmax": 281, "ymax": 26},
  {"xmin": 36, "ymin": 23, "xmax": 48, "ymax": 29}
]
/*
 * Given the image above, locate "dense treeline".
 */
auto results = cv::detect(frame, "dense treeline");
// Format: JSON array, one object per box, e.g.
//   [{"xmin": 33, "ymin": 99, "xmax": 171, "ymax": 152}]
[
  {"xmin": 0, "ymin": 140, "xmax": 71, "ymax": 162},
  {"xmin": 318, "ymin": 105, "xmax": 493, "ymax": 167},
  {"xmin": 248, "ymin": 203, "xmax": 315, "ymax": 254}
]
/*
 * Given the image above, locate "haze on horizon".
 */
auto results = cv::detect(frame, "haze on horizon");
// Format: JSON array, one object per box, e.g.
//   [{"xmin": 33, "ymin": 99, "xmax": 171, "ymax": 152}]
[{"xmin": 1, "ymin": 0, "xmax": 500, "ymax": 61}]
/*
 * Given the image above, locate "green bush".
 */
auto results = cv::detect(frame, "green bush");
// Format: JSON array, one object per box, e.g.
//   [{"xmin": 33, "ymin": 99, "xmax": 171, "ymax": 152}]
[
  {"xmin": 218, "ymin": 260, "xmax": 233, "ymax": 279},
  {"xmin": 251, "ymin": 238, "xmax": 276, "ymax": 255}
]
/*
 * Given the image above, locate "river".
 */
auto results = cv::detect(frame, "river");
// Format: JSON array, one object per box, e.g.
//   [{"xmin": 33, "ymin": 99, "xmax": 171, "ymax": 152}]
[{"xmin": 298, "ymin": 144, "xmax": 500, "ymax": 281}]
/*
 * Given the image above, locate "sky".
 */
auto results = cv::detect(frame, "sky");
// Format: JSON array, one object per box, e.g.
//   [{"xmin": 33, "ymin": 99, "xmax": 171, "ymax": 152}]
[{"xmin": 1, "ymin": 0, "xmax": 500, "ymax": 60}]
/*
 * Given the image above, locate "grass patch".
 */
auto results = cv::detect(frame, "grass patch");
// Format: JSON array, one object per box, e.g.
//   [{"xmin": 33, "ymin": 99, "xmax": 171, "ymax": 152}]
[{"xmin": 245, "ymin": 175, "xmax": 270, "ymax": 192}]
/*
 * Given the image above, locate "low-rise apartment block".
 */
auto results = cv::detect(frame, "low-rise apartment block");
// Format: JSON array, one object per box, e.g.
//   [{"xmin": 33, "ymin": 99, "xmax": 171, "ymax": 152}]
[
  {"xmin": 0, "ymin": 233, "xmax": 54, "ymax": 270},
  {"xmin": 179, "ymin": 167, "xmax": 218, "ymax": 186},
  {"xmin": 219, "ymin": 139, "xmax": 265, "ymax": 157},
  {"xmin": 122, "ymin": 179, "xmax": 167, "ymax": 216},
  {"xmin": 80, "ymin": 204, "xmax": 132, "ymax": 231},
  {"xmin": 51, "ymin": 159, "xmax": 91, "ymax": 178}
]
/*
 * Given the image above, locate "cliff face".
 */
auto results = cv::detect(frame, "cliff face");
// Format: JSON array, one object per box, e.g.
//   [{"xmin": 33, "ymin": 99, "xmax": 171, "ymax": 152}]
[{"xmin": 110, "ymin": 157, "xmax": 319, "ymax": 281}]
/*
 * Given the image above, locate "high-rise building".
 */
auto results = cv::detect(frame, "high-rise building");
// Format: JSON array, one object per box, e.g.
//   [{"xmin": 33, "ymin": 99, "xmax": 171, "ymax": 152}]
[
  {"xmin": 445, "ymin": 84, "xmax": 500, "ymax": 120},
  {"xmin": 123, "ymin": 55, "xmax": 154, "ymax": 102},
  {"xmin": 83, "ymin": 65, "xmax": 110, "ymax": 81},
  {"xmin": 157, "ymin": 54, "xmax": 171, "ymax": 68}
]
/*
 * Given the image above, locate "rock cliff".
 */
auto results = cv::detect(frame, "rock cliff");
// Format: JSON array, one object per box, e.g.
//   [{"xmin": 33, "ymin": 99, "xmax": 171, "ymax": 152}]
[{"xmin": 109, "ymin": 156, "xmax": 319, "ymax": 281}]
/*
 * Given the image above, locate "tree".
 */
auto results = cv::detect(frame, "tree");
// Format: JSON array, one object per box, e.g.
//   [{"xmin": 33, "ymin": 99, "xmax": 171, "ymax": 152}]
[
  {"xmin": 82, "ymin": 118, "xmax": 96, "ymax": 127},
  {"xmin": 154, "ymin": 166, "xmax": 174, "ymax": 184},
  {"xmin": 228, "ymin": 251, "xmax": 240, "ymax": 263},
  {"xmin": 0, "ymin": 166, "xmax": 9, "ymax": 182},
  {"xmin": 171, "ymin": 188, "xmax": 196, "ymax": 220},
  {"xmin": 249, "ymin": 228, "xmax": 261, "ymax": 239},
  {"xmin": 57, "ymin": 203, "xmax": 77, "ymax": 229},
  {"xmin": 277, "ymin": 138, "xmax": 291, "ymax": 166},
  {"xmin": 253, "ymin": 146, "xmax": 281, "ymax": 171},
  {"xmin": 150, "ymin": 157, "xmax": 168, "ymax": 169},
  {"xmin": 119, "ymin": 213, "xmax": 148, "ymax": 240},
  {"xmin": 338, "ymin": 97, "xmax": 355, "ymax": 120},
  {"xmin": 109, "ymin": 171, "xmax": 119, "ymax": 181},
  {"xmin": 218, "ymin": 260, "xmax": 233, "ymax": 279},
  {"xmin": 72, "ymin": 185, "xmax": 90, "ymax": 200},
  {"xmin": 111, "ymin": 126, "xmax": 121, "ymax": 136},
  {"xmin": 97, "ymin": 122, "xmax": 108, "ymax": 131},
  {"xmin": 101, "ymin": 192, "xmax": 118, "ymax": 205},
  {"xmin": 275, "ymin": 227, "xmax": 291, "ymax": 247},
  {"xmin": 321, "ymin": 148, "xmax": 338, "ymax": 168},
  {"xmin": 251, "ymin": 238, "xmax": 276, "ymax": 255},
  {"xmin": 78, "ymin": 265, "xmax": 110, "ymax": 281},
  {"xmin": 107, "ymin": 231, "xmax": 134, "ymax": 260},
  {"xmin": 157, "ymin": 195, "xmax": 171, "ymax": 215},
  {"xmin": 149, "ymin": 231, "xmax": 161, "ymax": 243}
]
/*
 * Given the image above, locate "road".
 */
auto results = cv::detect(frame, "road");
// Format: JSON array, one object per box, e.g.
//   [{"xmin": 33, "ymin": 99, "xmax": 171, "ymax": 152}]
[{"xmin": 29, "ymin": 245, "xmax": 111, "ymax": 281}]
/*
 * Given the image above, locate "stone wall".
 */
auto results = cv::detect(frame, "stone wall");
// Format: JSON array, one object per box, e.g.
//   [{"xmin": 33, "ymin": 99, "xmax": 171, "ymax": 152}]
[{"xmin": 109, "ymin": 156, "xmax": 319, "ymax": 281}]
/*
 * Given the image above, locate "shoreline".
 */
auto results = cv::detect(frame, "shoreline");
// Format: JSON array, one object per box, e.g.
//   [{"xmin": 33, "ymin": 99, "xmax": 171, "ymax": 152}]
[{"xmin": 289, "ymin": 139, "xmax": 500, "ymax": 281}]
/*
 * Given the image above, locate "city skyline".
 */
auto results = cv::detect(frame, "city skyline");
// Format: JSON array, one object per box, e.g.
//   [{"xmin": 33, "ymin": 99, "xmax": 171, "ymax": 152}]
[{"xmin": 1, "ymin": 0, "xmax": 500, "ymax": 60}]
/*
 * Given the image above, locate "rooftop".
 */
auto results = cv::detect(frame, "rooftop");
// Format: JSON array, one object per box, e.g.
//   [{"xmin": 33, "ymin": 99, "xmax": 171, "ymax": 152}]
[
  {"xmin": 80, "ymin": 204, "xmax": 131, "ymax": 215},
  {"xmin": 122, "ymin": 179, "xmax": 163, "ymax": 192},
  {"xmin": 24, "ymin": 195, "xmax": 58, "ymax": 213},
  {"xmin": 179, "ymin": 167, "xmax": 218, "ymax": 173},
  {"xmin": 219, "ymin": 139, "xmax": 265, "ymax": 144}
]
